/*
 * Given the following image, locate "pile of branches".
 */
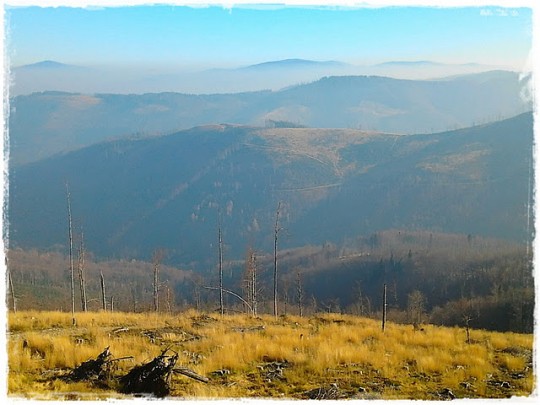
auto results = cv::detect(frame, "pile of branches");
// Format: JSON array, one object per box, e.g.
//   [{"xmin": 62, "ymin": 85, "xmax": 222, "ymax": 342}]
[
  {"xmin": 119, "ymin": 348, "xmax": 179, "ymax": 398},
  {"xmin": 63, "ymin": 347, "xmax": 130, "ymax": 385},
  {"xmin": 62, "ymin": 347, "xmax": 210, "ymax": 398}
]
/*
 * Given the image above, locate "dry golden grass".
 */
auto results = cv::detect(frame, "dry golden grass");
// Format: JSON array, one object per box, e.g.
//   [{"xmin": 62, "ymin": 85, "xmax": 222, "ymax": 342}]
[{"xmin": 6, "ymin": 310, "xmax": 535, "ymax": 400}]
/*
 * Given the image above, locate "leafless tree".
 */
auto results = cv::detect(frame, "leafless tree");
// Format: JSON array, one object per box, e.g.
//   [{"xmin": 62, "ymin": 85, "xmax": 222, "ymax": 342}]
[
  {"xmin": 295, "ymin": 271, "xmax": 304, "ymax": 317},
  {"xmin": 7, "ymin": 268, "xmax": 16, "ymax": 312},
  {"xmin": 77, "ymin": 227, "xmax": 88, "ymax": 312},
  {"xmin": 100, "ymin": 270, "xmax": 107, "ymax": 311},
  {"xmin": 65, "ymin": 182, "xmax": 76, "ymax": 325},
  {"xmin": 152, "ymin": 249, "xmax": 165, "ymax": 312},
  {"xmin": 273, "ymin": 201, "xmax": 282, "ymax": 318},
  {"xmin": 218, "ymin": 216, "xmax": 224, "ymax": 316},
  {"xmin": 381, "ymin": 283, "xmax": 387, "ymax": 331},
  {"xmin": 165, "ymin": 283, "xmax": 172, "ymax": 313},
  {"xmin": 244, "ymin": 248, "xmax": 258, "ymax": 317},
  {"xmin": 407, "ymin": 290, "xmax": 426, "ymax": 327}
]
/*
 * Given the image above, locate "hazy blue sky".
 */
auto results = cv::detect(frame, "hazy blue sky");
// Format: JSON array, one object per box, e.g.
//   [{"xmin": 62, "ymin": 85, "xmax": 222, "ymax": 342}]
[{"xmin": 5, "ymin": 4, "xmax": 532, "ymax": 70}]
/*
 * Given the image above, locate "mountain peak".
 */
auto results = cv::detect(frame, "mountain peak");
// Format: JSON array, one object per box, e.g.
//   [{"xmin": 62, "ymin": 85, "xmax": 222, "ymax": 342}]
[
  {"xmin": 243, "ymin": 59, "xmax": 346, "ymax": 70},
  {"xmin": 15, "ymin": 60, "xmax": 80, "ymax": 70}
]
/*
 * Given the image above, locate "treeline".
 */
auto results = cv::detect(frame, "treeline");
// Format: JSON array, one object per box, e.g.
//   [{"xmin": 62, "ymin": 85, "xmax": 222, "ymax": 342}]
[
  {"xmin": 270, "ymin": 231, "xmax": 534, "ymax": 333},
  {"xmin": 6, "ymin": 230, "xmax": 534, "ymax": 333}
]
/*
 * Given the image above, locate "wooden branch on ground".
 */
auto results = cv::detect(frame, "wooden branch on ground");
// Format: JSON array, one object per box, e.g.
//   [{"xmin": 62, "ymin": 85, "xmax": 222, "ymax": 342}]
[{"xmin": 173, "ymin": 367, "xmax": 209, "ymax": 383}]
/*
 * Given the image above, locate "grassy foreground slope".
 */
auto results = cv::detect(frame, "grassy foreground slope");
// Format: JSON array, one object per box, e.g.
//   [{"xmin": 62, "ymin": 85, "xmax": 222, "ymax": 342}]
[{"xmin": 7, "ymin": 310, "xmax": 534, "ymax": 400}]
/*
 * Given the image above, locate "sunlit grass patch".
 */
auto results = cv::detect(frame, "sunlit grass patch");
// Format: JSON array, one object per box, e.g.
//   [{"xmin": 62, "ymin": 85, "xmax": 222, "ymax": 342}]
[
  {"xmin": 498, "ymin": 353, "xmax": 526, "ymax": 372},
  {"xmin": 7, "ymin": 310, "xmax": 535, "ymax": 399},
  {"xmin": 415, "ymin": 350, "xmax": 452, "ymax": 374}
]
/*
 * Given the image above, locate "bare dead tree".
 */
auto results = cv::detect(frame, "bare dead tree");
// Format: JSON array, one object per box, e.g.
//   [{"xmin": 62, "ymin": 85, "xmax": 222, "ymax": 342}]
[
  {"xmin": 65, "ymin": 182, "xmax": 76, "ymax": 326},
  {"xmin": 248, "ymin": 249, "xmax": 258, "ymax": 317},
  {"xmin": 77, "ymin": 227, "xmax": 88, "ymax": 312},
  {"xmin": 152, "ymin": 249, "xmax": 165, "ymax": 312},
  {"xmin": 7, "ymin": 268, "xmax": 16, "ymax": 312},
  {"xmin": 243, "ymin": 248, "xmax": 256, "ymax": 316},
  {"xmin": 296, "ymin": 271, "xmax": 304, "ymax": 317},
  {"xmin": 165, "ymin": 284, "xmax": 172, "ymax": 313},
  {"xmin": 407, "ymin": 290, "xmax": 426, "ymax": 327},
  {"xmin": 100, "ymin": 271, "xmax": 107, "ymax": 311},
  {"xmin": 381, "ymin": 283, "xmax": 387, "ymax": 332},
  {"xmin": 273, "ymin": 201, "xmax": 282, "ymax": 318},
  {"xmin": 218, "ymin": 216, "xmax": 224, "ymax": 316}
]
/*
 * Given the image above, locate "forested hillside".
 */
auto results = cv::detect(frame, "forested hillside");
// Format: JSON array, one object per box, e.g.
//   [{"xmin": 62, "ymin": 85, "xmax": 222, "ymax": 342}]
[
  {"xmin": 8, "ymin": 113, "xmax": 533, "ymax": 268},
  {"xmin": 7, "ymin": 229, "xmax": 533, "ymax": 333},
  {"xmin": 8, "ymin": 70, "xmax": 530, "ymax": 165}
]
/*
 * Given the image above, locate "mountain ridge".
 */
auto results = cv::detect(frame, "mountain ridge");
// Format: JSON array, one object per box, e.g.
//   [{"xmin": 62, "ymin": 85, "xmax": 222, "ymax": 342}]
[
  {"xmin": 8, "ymin": 70, "xmax": 530, "ymax": 166},
  {"xmin": 8, "ymin": 112, "xmax": 533, "ymax": 268},
  {"xmin": 242, "ymin": 58, "xmax": 348, "ymax": 70}
]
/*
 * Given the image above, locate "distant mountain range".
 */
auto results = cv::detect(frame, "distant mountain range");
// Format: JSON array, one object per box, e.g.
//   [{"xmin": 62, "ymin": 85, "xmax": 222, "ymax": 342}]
[
  {"xmin": 8, "ymin": 112, "xmax": 533, "ymax": 269},
  {"xmin": 241, "ymin": 59, "xmax": 349, "ymax": 70},
  {"xmin": 8, "ymin": 70, "xmax": 531, "ymax": 165},
  {"xmin": 9, "ymin": 57, "xmax": 505, "ymax": 96},
  {"xmin": 15, "ymin": 60, "xmax": 86, "ymax": 70}
]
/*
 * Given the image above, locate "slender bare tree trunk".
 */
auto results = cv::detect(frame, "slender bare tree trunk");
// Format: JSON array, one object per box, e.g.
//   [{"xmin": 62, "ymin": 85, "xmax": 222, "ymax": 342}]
[
  {"xmin": 152, "ymin": 250, "xmax": 163, "ymax": 312},
  {"xmin": 296, "ymin": 271, "xmax": 303, "ymax": 317},
  {"xmin": 218, "ymin": 220, "xmax": 224, "ymax": 316},
  {"xmin": 77, "ymin": 227, "xmax": 87, "ymax": 312},
  {"xmin": 250, "ymin": 251, "xmax": 257, "ymax": 317},
  {"xmin": 153, "ymin": 263, "xmax": 159, "ymax": 312},
  {"xmin": 8, "ymin": 269, "xmax": 16, "ymax": 312},
  {"xmin": 273, "ymin": 202, "xmax": 281, "ymax": 318},
  {"xmin": 381, "ymin": 283, "xmax": 387, "ymax": 331},
  {"xmin": 100, "ymin": 271, "xmax": 107, "ymax": 311},
  {"xmin": 66, "ymin": 182, "xmax": 76, "ymax": 326},
  {"xmin": 244, "ymin": 248, "xmax": 258, "ymax": 317},
  {"xmin": 166, "ymin": 284, "xmax": 172, "ymax": 313}
]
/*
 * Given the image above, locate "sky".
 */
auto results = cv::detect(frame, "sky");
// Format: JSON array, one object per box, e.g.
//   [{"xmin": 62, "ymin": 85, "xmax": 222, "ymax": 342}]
[{"xmin": 3, "ymin": 1, "xmax": 534, "ymax": 71}]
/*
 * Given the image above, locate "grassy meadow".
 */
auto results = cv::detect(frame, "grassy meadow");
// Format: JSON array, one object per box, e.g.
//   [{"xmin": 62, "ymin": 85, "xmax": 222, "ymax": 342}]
[{"xmin": 6, "ymin": 310, "xmax": 535, "ymax": 400}]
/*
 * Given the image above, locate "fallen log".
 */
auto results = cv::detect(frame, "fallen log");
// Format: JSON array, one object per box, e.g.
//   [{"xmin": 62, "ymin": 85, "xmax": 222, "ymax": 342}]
[
  {"xmin": 173, "ymin": 367, "xmax": 209, "ymax": 383},
  {"xmin": 231, "ymin": 325, "xmax": 265, "ymax": 333}
]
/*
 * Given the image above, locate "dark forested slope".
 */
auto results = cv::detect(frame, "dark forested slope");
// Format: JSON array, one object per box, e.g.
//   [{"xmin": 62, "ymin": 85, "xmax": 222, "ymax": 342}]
[{"xmin": 8, "ymin": 113, "xmax": 533, "ymax": 268}]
